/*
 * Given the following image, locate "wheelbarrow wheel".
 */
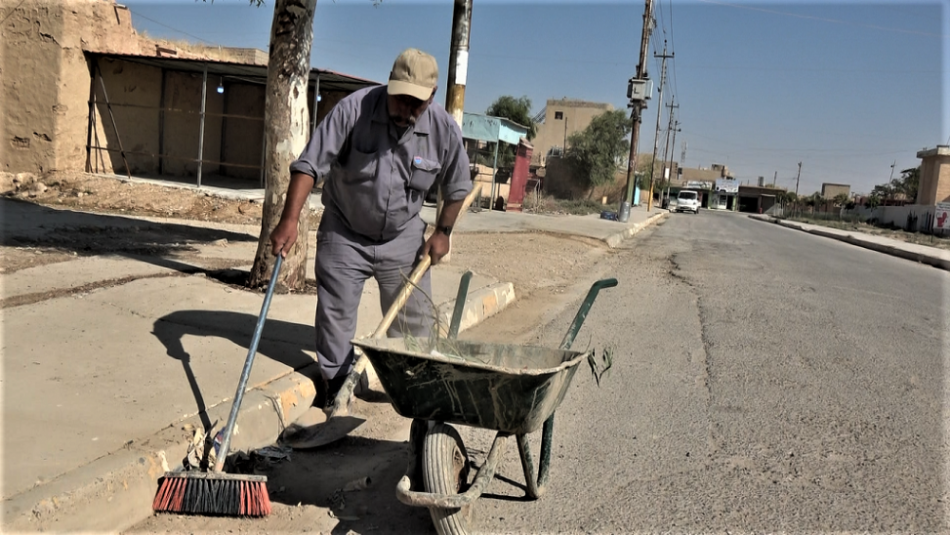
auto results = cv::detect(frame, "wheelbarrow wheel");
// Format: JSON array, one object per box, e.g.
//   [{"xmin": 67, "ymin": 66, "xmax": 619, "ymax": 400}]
[{"xmin": 423, "ymin": 423, "xmax": 471, "ymax": 535}]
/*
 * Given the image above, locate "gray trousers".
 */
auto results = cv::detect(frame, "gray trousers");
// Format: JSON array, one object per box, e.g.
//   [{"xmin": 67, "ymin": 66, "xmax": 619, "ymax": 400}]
[{"xmin": 314, "ymin": 210, "xmax": 433, "ymax": 381}]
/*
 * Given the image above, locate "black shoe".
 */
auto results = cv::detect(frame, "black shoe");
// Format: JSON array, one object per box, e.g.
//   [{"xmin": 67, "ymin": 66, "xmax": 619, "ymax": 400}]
[{"xmin": 322, "ymin": 375, "xmax": 347, "ymax": 414}]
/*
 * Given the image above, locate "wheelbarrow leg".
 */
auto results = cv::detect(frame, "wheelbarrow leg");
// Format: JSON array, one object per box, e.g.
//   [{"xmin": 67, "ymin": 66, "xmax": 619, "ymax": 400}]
[
  {"xmin": 516, "ymin": 414, "xmax": 555, "ymax": 500},
  {"xmin": 518, "ymin": 277, "xmax": 619, "ymax": 500}
]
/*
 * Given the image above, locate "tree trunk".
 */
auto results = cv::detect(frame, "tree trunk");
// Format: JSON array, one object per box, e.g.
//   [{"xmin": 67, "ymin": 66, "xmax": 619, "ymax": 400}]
[{"xmin": 248, "ymin": 0, "xmax": 317, "ymax": 290}]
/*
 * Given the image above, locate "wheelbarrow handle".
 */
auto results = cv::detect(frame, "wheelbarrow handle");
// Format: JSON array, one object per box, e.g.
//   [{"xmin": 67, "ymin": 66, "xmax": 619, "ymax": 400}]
[{"xmin": 559, "ymin": 278, "xmax": 618, "ymax": 350}]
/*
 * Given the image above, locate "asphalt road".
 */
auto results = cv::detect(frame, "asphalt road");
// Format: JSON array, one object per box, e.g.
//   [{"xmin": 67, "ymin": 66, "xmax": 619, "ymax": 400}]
[{"xmin": 458, "ymin": 209, "xmax": 948, "ymax": 534}]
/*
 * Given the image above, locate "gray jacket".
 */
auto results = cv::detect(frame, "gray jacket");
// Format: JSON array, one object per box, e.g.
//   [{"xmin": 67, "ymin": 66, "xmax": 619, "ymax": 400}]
[{"xmin": 290, "ymin": 85, "xmax": 472, "ymax": 241}]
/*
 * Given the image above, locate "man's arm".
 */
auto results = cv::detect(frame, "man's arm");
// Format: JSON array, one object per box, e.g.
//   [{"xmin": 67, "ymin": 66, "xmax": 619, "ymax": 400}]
[{"xmin": 270, "ymin": 172, "xmax": 316, "ymax": 257}]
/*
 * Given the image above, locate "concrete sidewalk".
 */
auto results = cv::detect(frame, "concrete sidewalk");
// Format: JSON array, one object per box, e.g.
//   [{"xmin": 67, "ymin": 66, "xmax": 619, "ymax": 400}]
[
  {"xmin": 749, "ymin": 214, "xmax": 950, "ymax": 271},
  {"xmin": 1, "ymin": 194, "xmax": 666, "ymax": 533},
  {"xmin": 420, "ymin": 202, "xmax": 666, "ymax": 248}
]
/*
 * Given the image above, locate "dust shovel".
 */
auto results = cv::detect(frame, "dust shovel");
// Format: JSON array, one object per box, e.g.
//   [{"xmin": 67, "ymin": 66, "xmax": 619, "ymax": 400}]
[{"xmin": 279, "ymin": 186, "xmax": 481, "ymax": 449}]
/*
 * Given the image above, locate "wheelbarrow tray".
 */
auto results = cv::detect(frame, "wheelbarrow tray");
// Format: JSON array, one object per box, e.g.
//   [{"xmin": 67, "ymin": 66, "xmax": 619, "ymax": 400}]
[{"xmin": 352, "ymin": 338, "xmax": 590, "ymax": 435}]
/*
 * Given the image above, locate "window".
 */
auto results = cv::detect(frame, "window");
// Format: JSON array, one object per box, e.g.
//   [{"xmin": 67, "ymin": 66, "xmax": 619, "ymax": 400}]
[{"xmin": 554, "ymin": 111, "xmax": 563, "ymax": 120}]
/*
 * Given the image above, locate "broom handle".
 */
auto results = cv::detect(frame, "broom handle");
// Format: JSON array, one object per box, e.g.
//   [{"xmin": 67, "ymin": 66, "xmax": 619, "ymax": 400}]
[
  {"xmin": 213, "ymin": 254, "xmax": 283, "ymax": 473},
  {"xmin": 334, "ymin": 185, "xmax": 482, "ymax": 404}
]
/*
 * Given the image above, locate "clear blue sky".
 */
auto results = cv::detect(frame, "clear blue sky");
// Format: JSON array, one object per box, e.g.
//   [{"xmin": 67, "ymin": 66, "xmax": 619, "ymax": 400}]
[{"xmin": 122, "ymin": 0, "xmax": 947, "ymax": 196}]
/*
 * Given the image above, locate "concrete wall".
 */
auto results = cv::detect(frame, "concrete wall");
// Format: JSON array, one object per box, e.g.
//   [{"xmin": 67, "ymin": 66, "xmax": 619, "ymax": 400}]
[
  {"xmin": 2, "ymin": 0, "xmax": 145, "ymax": 175},
  {"xmin": 932, "ymin": 157, "xmax": 950, "ymax": 204},
  {"xmin": 2, "ymin": 1, "xmax": 64, "ymax": 174},
  {"xmin": 916, "ymin": 147, "xmax": 950, "ymax": 205},
  {"xmin": 532, "ymin": 99, "xmax": 613, "ymax": 166},
  {"xmin": 843, "ymin": 204, "xmax": 937, "ymax": 232}
]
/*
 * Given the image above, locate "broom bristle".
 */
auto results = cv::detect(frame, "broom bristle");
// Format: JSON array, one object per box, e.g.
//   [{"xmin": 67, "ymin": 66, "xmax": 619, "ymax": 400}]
[{"xmin": 153, "ymin": 472, "xmax": 271, "ymax": 517}]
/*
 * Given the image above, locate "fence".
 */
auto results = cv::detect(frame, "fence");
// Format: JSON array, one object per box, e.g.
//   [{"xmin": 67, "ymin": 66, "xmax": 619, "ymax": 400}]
[{"xmin": 780, "ymin": 203, "xmax": 947, "ymax": 236}]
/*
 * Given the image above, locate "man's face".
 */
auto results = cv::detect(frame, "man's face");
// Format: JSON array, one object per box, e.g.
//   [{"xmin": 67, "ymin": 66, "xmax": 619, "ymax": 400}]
[{"xmin": 388, "ymin": 88, "xmax": 436, "ymax": 128}]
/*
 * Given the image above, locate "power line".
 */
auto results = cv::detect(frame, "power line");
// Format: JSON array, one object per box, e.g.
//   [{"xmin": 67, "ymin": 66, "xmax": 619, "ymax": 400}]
[{"xmin": 131, "ymin": 12, "xmax": 215, "ymax": 45}]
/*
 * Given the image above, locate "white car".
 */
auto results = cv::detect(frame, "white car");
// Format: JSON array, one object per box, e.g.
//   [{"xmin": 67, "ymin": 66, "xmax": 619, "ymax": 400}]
[{"xmin": 676, "ymin": 190, "xmax": 700, "ymax": 214}]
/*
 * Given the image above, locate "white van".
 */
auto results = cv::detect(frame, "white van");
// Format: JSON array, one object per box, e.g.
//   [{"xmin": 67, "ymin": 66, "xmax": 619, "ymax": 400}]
[{"xmin": 676, "ymin": 190, "xmax": 700, "ymax": 214}]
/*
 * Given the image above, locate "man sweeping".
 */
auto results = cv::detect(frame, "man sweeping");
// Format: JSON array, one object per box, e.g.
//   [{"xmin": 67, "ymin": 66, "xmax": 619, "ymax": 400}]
[{"xmin": 270, "ymin": 49, "xmax": 473, "ymax": 424}]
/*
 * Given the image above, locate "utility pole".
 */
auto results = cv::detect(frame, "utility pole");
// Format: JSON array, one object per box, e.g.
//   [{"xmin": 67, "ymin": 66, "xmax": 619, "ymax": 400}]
[
  {"xmin": 661, "ymin": 101, "xmax": 678, "ymax": 202},
  {"xmin": 442, "ymin": 0, "xmax": 472, "ymax": 260},
  {"xmin": 665, "ymin": 119, "xmax": 680, "ymax": 201},
  {"xmin": 620, "ymin": 0, "xmax": 654, "ymax": 221},
  {"xmin": 772, "ymin": 171, "xmax": 777, "ymax": 187},
  {"xmin": 445, "ymin": 0, "xmax": 472, "ymax": 128},
  {"xmin": 648, "ymin": 42, "xmax": 673, "ymax": 212},
  {"xmin": 795, "ymin": 161, "xmax": 802, "ymax": 196}
]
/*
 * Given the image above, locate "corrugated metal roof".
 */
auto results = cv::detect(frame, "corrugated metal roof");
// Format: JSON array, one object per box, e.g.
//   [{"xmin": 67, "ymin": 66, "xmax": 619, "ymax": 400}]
[{"xmin": 87, "ymin": 52, "xmax": 380, "ymax": 92}]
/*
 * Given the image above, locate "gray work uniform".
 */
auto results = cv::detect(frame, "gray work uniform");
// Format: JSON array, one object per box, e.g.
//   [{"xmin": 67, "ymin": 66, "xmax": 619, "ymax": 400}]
[{"xmin": 290, "ymin": 85, "xmax": 472, "ymax": 380}]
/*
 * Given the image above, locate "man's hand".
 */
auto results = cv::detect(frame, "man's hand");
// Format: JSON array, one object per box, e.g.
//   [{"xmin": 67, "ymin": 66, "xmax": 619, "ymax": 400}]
[
  {"xmin": 270, "ymin": 218, "xmax": 299, "ymax": 258},
  {"xmin": 421, "ymin": 230, "xmax": 451, "ymax": 265}
]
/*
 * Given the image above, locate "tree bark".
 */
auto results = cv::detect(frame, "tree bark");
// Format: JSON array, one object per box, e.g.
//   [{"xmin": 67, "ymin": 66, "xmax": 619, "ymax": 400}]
[{"xmin": 248, "ymin": 0, "xmax": 317, "ymax": 290}]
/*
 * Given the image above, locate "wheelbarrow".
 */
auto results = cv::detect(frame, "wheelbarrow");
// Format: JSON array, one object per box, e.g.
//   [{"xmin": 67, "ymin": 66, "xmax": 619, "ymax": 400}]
[{"xmin": 352, "ymin": 274, "xmax": 617, "ymax": 535}]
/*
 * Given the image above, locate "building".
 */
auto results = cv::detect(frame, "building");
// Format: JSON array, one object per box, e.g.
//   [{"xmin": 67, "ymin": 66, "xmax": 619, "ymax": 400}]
[
  {"xmin": 821, "ymin": 183, "xmax": 851, "ymax": 199},
  {"xmin": 530, "ymin": 98, "xmax": 613, "ymax": 167},
  {"xmin": 658, "ymin": 163, "xmax": 731, "ymax": 208},
  {"xmin": 2, "ymin": 0, "xmax": 376, "ymax": 187},
  {"xmin": 916, "ymin": 145, "xmax": 950, "ymax": 205}
]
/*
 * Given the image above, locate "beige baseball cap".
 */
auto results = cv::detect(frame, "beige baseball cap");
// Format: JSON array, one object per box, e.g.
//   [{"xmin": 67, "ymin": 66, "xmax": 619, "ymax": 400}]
[{"xmin": 388, "ymin": 48, "xmax": 438, "ymax": 101}]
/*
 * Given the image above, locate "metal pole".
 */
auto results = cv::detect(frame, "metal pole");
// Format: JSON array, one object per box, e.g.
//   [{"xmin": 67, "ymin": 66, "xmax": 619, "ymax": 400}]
[
  {"xmin": 95, "ymin": 61, "xmax": 132, "ymax": 179},
  {"xmin": 197, "ymin": 64, "xmax": 208, "ymax": 188},
  {"xmin": 647, "ymin": 43, "xmax": 671, "ymax": 212},
  {"xmin": 489, "ymin": 141, "xmax": 499, "ymax": 211},
  {"xmin": 158, "ymin": 68, "xmax": 167, "ymax": 175},
  {"xmin": 665, "ymin": 120, "xmax": 679, "ymax": 202},
  {"xmin": 85, "ymin": 61, "xmax": 96, "ymax": 173},
  {"xmin": 621, "ymin": 0, "xmax": 654, "ymax": 217},
  {"xmin": 661, "ymin": 102, "xmax": 676, "ymax": 203},
  {"xmin": 795, "ymin": 161, "xmax": 802, "ymax": 197}
]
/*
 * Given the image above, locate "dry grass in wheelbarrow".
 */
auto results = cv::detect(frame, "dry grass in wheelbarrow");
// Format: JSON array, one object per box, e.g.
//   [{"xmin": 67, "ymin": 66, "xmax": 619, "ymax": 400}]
[{"xmin": 392, "ymin": 273, "xmax": 616, "ymax": 384}]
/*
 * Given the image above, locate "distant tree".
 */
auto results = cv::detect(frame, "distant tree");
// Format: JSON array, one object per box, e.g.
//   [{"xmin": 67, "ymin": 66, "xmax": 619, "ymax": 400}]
[
  {"xmin": 485, "ymin": 95, "xmax": 537, "ymax": 140},
  {"xmin": 484, "ymin": 95, "xmax": 537, "ymax": 170},
  {"xmin": 636, "ymin": 155, "xmax": 655, "ymax": 191},
  {"xmin": 564, "ymin": 110, "xmax": 632, "ymax": 197},
  {"xmin": 898, "ymin": 166, "xmax": 920, "ymax": 202},
  {"xmin": 833, "ymin": 193, "xmax": 850, "ymax": 206}
]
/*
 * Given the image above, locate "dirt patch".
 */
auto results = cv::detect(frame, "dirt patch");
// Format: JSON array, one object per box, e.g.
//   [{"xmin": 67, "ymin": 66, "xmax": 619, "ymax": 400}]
[
  {"xmin": 3, "ymin": 172, "xmax": 606, "ymax": 300},
  {"xmin": 4, "ymin": 171, "xmax": 268, "ymax": 225},
  {"xmin": 448, "ymin": 232, "xmax": 609, "ymax": 300},
  {"xmin": 0, "ymin": 171, "xmax": 322, "ymax": 281}
]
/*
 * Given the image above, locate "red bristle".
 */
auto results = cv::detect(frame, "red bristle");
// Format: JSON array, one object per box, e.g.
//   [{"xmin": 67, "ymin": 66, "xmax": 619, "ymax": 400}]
[
  {"xmin": 152, "ymin": 479, "xmax": 167, "ymax": 511},
  {"xmin": 172, "ymin": 478, "xmax": 185, "ymax": 512}
]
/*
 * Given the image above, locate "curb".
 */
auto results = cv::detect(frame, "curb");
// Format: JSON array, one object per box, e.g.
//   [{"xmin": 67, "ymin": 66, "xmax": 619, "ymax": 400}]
[
  {"xmin": 748, "ymin": 215, "xmax": 950, "ymax": 272},
  {"xmin": 2, "ymin": 282, "xmax": 516, "ymax": 533},
  {"xmin": 604, "ymin": 211, "xmax": 670, "ymax": 248}
]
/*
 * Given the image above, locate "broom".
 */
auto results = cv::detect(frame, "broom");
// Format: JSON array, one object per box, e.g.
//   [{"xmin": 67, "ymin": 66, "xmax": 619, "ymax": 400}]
[{"xmin": 152, "ymin": 255, "xmax": 285, "ymax": 517}]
